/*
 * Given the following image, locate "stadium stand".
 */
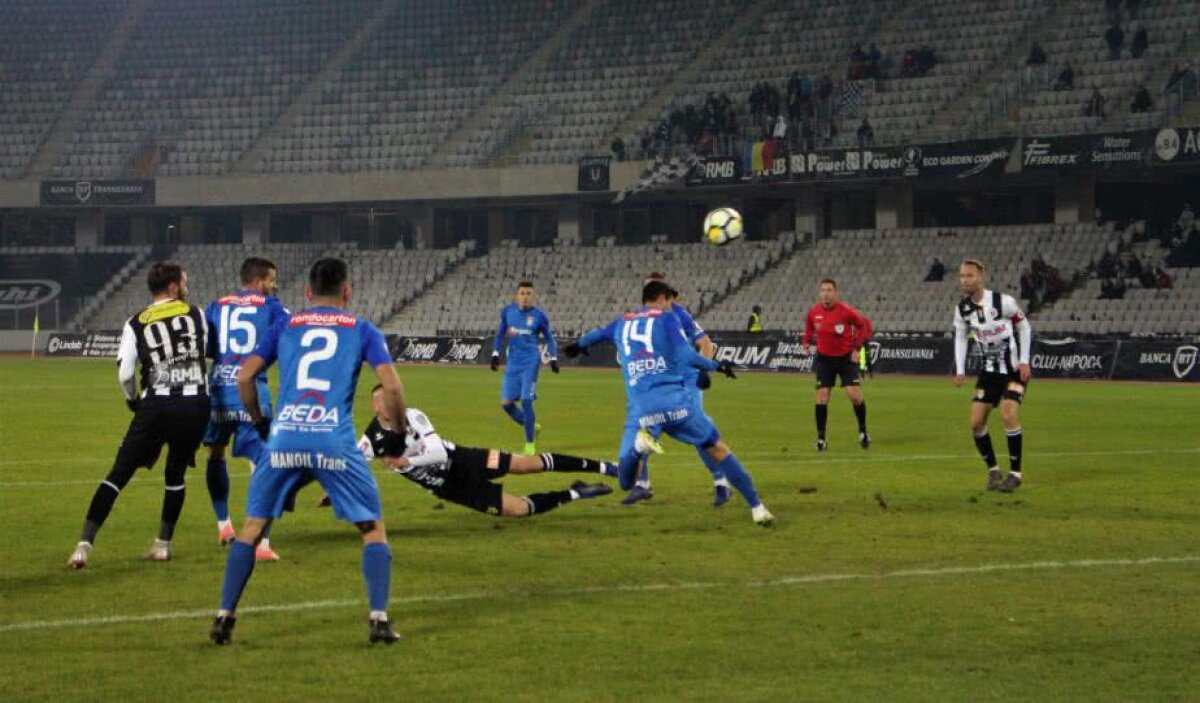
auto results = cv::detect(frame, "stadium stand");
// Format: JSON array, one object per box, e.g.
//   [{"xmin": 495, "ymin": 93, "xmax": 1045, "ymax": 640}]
[
  {"xmin": 381, "ymin": 236, "xmax": 796, "ymax": 336},
  {"xmin": 699, "ymin": 225, "xmax": 1116, "ymax": 334},
  {"xmin": 0, "ymin": 0, "xmax": 127, "ymax": 179},
  {"xmin": 0, "ymin": 245, "xmax": 150, "ymax": 330}
]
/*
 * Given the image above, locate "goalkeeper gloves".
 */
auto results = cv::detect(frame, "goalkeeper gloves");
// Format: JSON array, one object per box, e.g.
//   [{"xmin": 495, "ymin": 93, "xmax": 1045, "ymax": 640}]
[
  {"xmin": 562, "ymin": 342, "xmax": 586, "ymax": 358},
  {"xmin": 550, "ymin": 358, "xmax": 560, "ymax": 373},
  {"xmin": 696, "ymin": 369, "xmax": 712, "ymax": 390},
  {"xmin": 490, "ymin": 352, "xmax": 500, "ymax": 371},
  {"xmin": 716, "ymin": 361, "xmax": 738, "ymax": 379},
  {"xmin": 253, "ymin": 417, "xmax": 272, "ymax": 440}
]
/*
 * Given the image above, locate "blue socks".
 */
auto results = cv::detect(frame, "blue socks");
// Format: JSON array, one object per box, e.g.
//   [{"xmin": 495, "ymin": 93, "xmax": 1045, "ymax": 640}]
[
  {"xmin": 716, "ymin": 453, "xmax": 761, "ymax": 508},
  {"xmin": 502, "ymin": 403, "xmax": 525, "ymax": 426},
  {"xmin": 695, "ymin": 446, "xmax": 726, "ymax": 481},
  {"xmin": 206, "ymin": 458, "xmax": 229, "ymax": 522},
  {"xmin": 521, "ymin": 399, "xmax": 537, "ymax": 443},
  {"xmin": 362, "ymin": 542, "xmax": 392, "ymax": 613},
  {"xmin": 617, "ymin": 450, "xmax": 644, "ymax": 490},
  {"xmin": 220, "ymin": 541, "xmax": 256, "ymax": 612}
]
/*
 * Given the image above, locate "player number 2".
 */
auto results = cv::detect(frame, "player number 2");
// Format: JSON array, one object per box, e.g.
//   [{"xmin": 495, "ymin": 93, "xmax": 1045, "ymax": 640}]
[
  {"xmin": 622, "ymin": 317, "xmax": 655, "ymax": 356},
  {"xmin": 218, "ymin": 306, "xmax": 256, "ymax": 354},
  {"xmin": 297, "ymin": 328, "xmax": 338, "ymax": 391}
]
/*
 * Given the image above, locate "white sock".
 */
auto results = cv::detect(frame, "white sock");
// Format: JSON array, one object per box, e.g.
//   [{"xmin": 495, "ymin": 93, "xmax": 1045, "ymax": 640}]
[
  {"xmin": 370, "ymin": 610, "xmax": 388, "ymax": 622},
  {"xmin": 1009, "ymin": 471, "xmax": 1022, "ymax": 479},
  {"xmin": 714, "ymin": 478, "xmax": 730, "ymax": 487},
  {"xmin": 568, "ymin": 489, "xmax": 581, "ymax": 500},
  {"xmin": 636, "ymin": 480, "xmax": 651, "ymax": 490},
  {"xmin": 217, "ymin": 609, "xmax": 232, "ymax": 618},
  {"xmin": 258, "ymin": 538, "xmax": 270, "ymax": 549}
]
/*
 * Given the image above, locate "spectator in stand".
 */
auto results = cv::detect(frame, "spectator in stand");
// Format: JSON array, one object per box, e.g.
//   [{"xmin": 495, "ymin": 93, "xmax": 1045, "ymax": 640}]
[
  {"xmin": 1130, "ymin": 84, "xmax": 1153, "ymax": 113},
  {"xmin": 924, "ymin": 256, "xmax": 946, "ymax": 282},
  {"xmin": 1131, "ymin": 24, "xmax": 1148, "ymax": 58},
  {"xmin": 1165, "ymin": 62, "xmax": 1198, "ymax": 99},
  {"xmin": 773, "ymin": 114, "xmax": 788, "ymax": 142},
  {"xmin": 1027, "ymin": 41, "xmax": 1047, "ymax": 66},
  {"xmin": 798, "ymin": 73, "xmax": 813, "ymax": 100},
  {"xmin": 1174, "ymin": 203, "xmax": 1195, "ymax": 242},
  {"xmin": 1054, "ymin": 62, "xmax": 1075, "ymax": 91},
  {"xmin": 611, "ymin": 137, "xmax": 626, "ymax": 162},
  {"xmin": 1112, "ymin": 276, "xmax": 1127, "ymax": 299},
  {"xmin": 856, "ymin": 117, "xmax": 874, "ymax": 147},
  {"xmin": 1138, "ymin": 261, "xmax": 1157, "ymax": 290},
  {"xmin": 787, "ymin": 71, "xmax": 802, "ymax": 99},
  {"xmin": 1100, "ymin": 277, "xmax": 1114, "ymax": 299},
  {"xmin": 1126, "ymin": 255, "xmax": 1143, "ymax": 280},
  {"xmin": 788, "ymin": 91, "xmax": 805, "ymax": 122},
  {"xmin": 1156, "ymin": 266, "xmax": 1173, "ymax": 290},
  {"xmin": 1105, "ymin": 22, "xmax": 1125, "ymax": 60},
  {"xmin": 868, "ymin": 43, "xmax": 882, "ymax": 69},
  {"xmin": 1085, "ymin": 87, "xmax": 1107, "ymax": 117},
  {"xmin": 749, "ymin": 83, "xmax": 765, "ymax": 127},
  {"xmin": 915, "ymin": 46, "xmax": 936, "ymax": 76},
  {"xmin": 901, "ymin": 49, "xmax": 917, "ymax": 77},
  {"xmin": 817, "ymin": 74, "xmax": 833, "ymax": 101},
  {"xmin": 747, "ymin": 305, "xmax": 764, "ymax": 333}
]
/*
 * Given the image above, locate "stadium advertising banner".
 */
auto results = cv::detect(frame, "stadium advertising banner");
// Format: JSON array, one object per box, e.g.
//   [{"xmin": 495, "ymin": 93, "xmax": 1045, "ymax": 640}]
[
  {"xmin": 1151, "ymin": 125, "xmax": 1200, "ymax": 165},
  {"xmin": 686, "ymin": 156, "xmax": 742, "ymax": 186},
  {"xmin": 1024, "ymin": 338, "xmax": 1114, "ymax": 379},
  {"xmin": 44, "ymin": 331, "xmax": 123, "ymax": 358},
  {"xmin": 1112, "ymin": 341, "xmax": 1200, "ymax": 382},
  {"xmin": 788, "ymin": 147, "xmax": 905, "ymax": 181},
  {"xmin": 1021, "ymin": 133, "xmax": 1151, "ymax": 171},
  {"xmin": 387, "ymin": 335, "xmax": 490, "ymax": 364},
  {"xmin": 901, "ymin": 138, "xmax": 1014, "ymax": 179},
  {"xmin": 39, "ymin": 179, "xmax": 156, "ymax": 207},
  {"xmin": 577, "ymin": 155, "xmax": 611, "ymax": 191}
]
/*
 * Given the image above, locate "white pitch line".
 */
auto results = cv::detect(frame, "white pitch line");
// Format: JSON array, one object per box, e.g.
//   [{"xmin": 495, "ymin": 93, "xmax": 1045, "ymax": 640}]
[
  {"xmin": 1, "ymin": 447, "xmax": 1197, "ymax": 488},
  {"xmin": 2, "ymin": 554, "xmax": 1197, "ymax": 634}
]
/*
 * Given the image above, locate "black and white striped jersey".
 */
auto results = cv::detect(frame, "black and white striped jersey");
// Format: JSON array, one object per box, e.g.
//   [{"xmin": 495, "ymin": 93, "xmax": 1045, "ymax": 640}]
[
  {"xmin": 953, "ymin": 289, "xmax": 1032, "ymax": 376},
  {"xmin": 358, "ymin": 409, "xmax": 456, "ymax": 492},
  {"xmin": 118, "ymin": 299, "xmax": 209, "ymax": 400}
]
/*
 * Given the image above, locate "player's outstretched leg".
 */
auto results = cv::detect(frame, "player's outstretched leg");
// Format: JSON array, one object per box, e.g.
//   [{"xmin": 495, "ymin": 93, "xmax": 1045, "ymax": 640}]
[
  {"xmin": 358, "ymin": 521, "xmax": 399, "ymax": 644},
  {"xmin": 206, "ymin": 453, "xmax": 234, "ymax": 544},
  {"xmin": 705, "ymin": 441, "xmax": 773, "ymax": 526},
  {"xmin": 503, "ymin": 482, "xmax": 613, "ymax": 517},
  {"xmin": 68, "ymin": 459, "xmax": 137, "ymax": 569},
  {"xmin": 509, "ymin": 452, "xmax": 618, "ymax": 477}
]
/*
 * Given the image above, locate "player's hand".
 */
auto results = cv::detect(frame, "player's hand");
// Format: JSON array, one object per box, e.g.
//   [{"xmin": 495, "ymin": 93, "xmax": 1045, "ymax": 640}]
[
  {"xmin": 562, "ymin": 342, "xmax": 586, "ymax": 358},
  {"xmin": 125, "ymin": 398, "xmax": 140, "ymax": 413},
  {"xmin": 550, "ymin": 358, "xmax": 560, "ymax": 374},
  {"xmin": 377, "ymin": 429, "xmax": 406, "ymax": 457},
  {"xmin": 1018, "ymin": 363, "xmax": 1032, "ymax": 383},
  {"xmin": 696, "ymin": 369, "xmax": 712, "ymax": 389},
  {"xmin": 954, "ymin": 374, "xmax": 965, "ymax": 387},
  {"xmin": 850, "ymin": 350, "xmax": 860, "ymax": 364},
  {"xmin": 716, "ymin": 361, "xmax": 738, "ymax": 379},
  {"xmin": 383, "ymin": 456, "xmax": 409, "ymax": 471},
  {"xmin": 253, "ymin": 417, "xmax": 272, "ymax": 440},
  {"xmin": 490, "ymin": 352, "xmax": 500, "ymax": 372}
]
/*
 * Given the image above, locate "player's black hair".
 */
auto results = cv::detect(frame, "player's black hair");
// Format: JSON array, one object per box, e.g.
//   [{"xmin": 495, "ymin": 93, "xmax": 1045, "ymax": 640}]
[
  {"xmin": 517, "ymin": 281, "xmax": 535, "ymax": 289},
  {"xmin": 819, "ymin": 278, "xmax": 838, "ymax": 289},
  {"xmin": 644, "ymin": 271, "xmax": 666, "ymax": 282},
  {"xmin": 309, "ymin": 257, "xmax": 348, "ymax": 297},
  {"xmin": 147, "ymin": 261, "xmax": 184, "ymax": 295},
  {"xmin": 239, "ymin": 257, "xmax": 277, "ymax": 285},
  {"xmin": 642, "ymin": 280, "xmax": 677, "ymax": 303}
]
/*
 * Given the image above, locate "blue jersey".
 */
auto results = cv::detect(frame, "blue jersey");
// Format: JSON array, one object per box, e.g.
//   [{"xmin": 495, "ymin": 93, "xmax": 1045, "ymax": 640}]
[
  {"xmin": 580, "ymin": 306, "xmax": 718, "ymax": 416},
  {"xmin": 205, "ymin": 291, "xmax": 289, "ymax": 413},
  {"xmin": 252, "ymin": 306, "xmax": 392, "ymax": 453},
  {"xmin": 493, "ymin": 304, "xmax": 557, "ymax": 368},
  {"xmin": 671, "ymin": 301, "xmax": 707, "ymax": 381}
]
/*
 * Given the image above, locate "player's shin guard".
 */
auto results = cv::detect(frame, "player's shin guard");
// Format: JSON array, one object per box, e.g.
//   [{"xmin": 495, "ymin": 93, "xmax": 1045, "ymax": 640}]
[
  {"xmin": 1006, "ymin": 427, "xmax": 1023, "ymax": 475},
  {"xmin": 501, "ymin": 403, "xmax": 525, "ymax": 426},
  {"xmin": 521, "ymin": 399, "xmax": 537, "ymax": 443},
  {"xmin": 853, "ymin": 401, "xmax": 868, "ymax": 433},
  {"xmin": 219, "ymin": 541, "xmax": 257, "ymax": 612},
  {"xmin": 695, "ymin": 446, "xmax": 726, "ymax": 481},
  {"xmin": 362, "ymin": 543, "xmax": 391, "ymax": 613},
  {"xmin": 206, "ymin": 458, "xmax": 230, "ymax": 522},
  {"xmin": 159, "ymin": 484, "xmax": 186, "ymax": 541},
  {"xmin": 80, "ymin": 465, "xmax": 135, "ymax": 543},
  {"xmin": 815, "ymin": 404, "xmax": 829, "ymax": 439},
  {"xmin": 715, "ymin": 453, "xmax": 761, "ymax": 508},
  {"xmin": 974, "ymin": 430, "xmax": 998, "ymax": 468},
  {"xmin": 522, "ymin": 490, "xmax": 573, "ymax": 515}
]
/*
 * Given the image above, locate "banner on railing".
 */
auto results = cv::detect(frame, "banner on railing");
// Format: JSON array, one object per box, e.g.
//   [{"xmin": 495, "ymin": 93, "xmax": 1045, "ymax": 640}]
[
  {"xmin": 40, "ymin": 180, "xmax": 156, "ymax": 207},
  {"xmin": 1021, "ymin": 133, "xmax": 1151, "ymax": 171},
  {"xmin": 577, "ymin": 155, "xmax": 611, "ymax": 191},
  {"xmin": 1151, "ymin": 126, "xmax": 1200, "ymax": 165},
  {"xmin": 43, "ymin": 331, "xmax": 123, "ymax": 357}
]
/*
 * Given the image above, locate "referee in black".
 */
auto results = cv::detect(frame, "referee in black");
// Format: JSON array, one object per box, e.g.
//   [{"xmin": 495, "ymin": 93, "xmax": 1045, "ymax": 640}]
[{"xmin": 69, "ymin": 262, "xmax": 211, "ymax": 569}]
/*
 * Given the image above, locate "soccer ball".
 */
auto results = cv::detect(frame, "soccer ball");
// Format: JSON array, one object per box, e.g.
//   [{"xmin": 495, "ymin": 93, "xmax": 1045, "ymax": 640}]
[{"xmin": 704, "ymin": 207, "xmax": 743, "ymax": 246}]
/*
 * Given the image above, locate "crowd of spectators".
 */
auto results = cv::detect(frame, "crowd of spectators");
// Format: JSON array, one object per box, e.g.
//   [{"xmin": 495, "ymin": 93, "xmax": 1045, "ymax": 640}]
[{"xmin": 1020, "ymin": 254, "xmax": 1065, "ymax": 310}]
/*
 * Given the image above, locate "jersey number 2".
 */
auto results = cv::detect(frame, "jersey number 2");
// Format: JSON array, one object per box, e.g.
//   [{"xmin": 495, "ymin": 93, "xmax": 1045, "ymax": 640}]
[{"xmin": 297, "ymin": 328, "xmax": 338, "ymax": 391}]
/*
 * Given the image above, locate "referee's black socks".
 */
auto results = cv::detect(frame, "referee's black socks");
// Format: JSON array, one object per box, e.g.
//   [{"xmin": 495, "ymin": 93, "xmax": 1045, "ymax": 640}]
[
  {"xmin": 973, "ymin": 430, "xmax": 998, "ymax": 469},
  {"xmin": 1006, "ymin": 427, "xmax": 1023, "ymax": 476},
  {"xmin": 815, "ymin": 404, "xmax": 829, "ymax": 439},
  {"xmin": 853, "ymin": 401, "xmax": 868, "ymax": 433}
]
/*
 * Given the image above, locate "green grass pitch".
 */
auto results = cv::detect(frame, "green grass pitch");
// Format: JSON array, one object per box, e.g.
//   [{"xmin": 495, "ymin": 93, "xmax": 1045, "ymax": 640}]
[{"xmin": 1, "ymin": 359, "xmax": 1198, "ymax": 701}]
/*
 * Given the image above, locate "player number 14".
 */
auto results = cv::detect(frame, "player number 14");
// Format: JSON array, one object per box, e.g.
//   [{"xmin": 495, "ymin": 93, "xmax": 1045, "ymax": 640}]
[{"xmin": 622, "ymin": 317, "xmax": 655, "ymax": 356}]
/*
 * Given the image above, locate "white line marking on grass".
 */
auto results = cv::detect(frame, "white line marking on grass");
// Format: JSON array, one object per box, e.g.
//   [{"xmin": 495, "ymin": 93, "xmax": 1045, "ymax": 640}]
[
  {"xmin": 1, "ymin": 447, "xmax": 1197, "ymax": 488},
  {"xmin": 2, "ymin": 555, "xmax": 1197, "ymax": 633}
]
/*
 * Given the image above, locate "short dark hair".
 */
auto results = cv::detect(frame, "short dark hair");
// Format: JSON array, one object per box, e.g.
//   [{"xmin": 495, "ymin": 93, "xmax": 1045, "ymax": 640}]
[
  {"xmin": 819, "ymin": 278, "xmax": 837, "ymax": 289},
  {"xmin": 309, "ymin": 258, "xmax": 348, "ymax": 297},
  {"xmin": 370, "ymin": 383, "xmax": 384, "ymax": 394},
  {"xmin": 642, "ymin": 280, "xmax": 677, "ymax": 303},
  {"xmin": 517, "ymin": 281, "xmax": 534, "ymax": 289},
  {"xmin": 644, "ymin": 271, "xmax": 666, "ymax": 282},
  {"xmin": 147, "ymin": 261, "xmax": 184, "ymax": 295},
  {"xmin": 239, "ymin": 257, "xmax": 277, "ymax": 285}
]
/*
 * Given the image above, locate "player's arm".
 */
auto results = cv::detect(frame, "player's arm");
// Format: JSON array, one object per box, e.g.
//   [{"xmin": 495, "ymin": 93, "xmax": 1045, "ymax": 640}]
[
  {"xmin": 491, "ymin": 308, "xmax": 508, "ymax": 371},
  {"xmin": 385, "ymin": 412, "xmax": 448, "ymax": 471},
  {"xmin": 239, "ymin": 316, "xmax": 282, "ymax": 432},
  {"xmin": 1005, "ymin": 295, "xmax": 1034, "ymax": 382},
  {"xmin": 564, "ymin": 320, "xmax": 615, "ymax": 357},
  {"xmin": 953, "ymin": 306, "xmax": 969, "ymax": 385},
  {"xmin": 540, "ymin": 311, "xmax": 560, "ymax": 373},
  {"xmin": 363, "ymin": 323, "xmax": 407, "ymax": 437},
  {"xmin": 664, "ymin": 314, "xmax": 722, "ymax": 374},
  {"xmin": 117, "ymin": 320, "xmax": 139, "ymax": 408},
  {"xmin": 204, "ymin": 303, "xmax": 218, "ymax": 360},
  {"xmin": 849, "ymin": 307, "xmax": 873, "ymax": 362}
]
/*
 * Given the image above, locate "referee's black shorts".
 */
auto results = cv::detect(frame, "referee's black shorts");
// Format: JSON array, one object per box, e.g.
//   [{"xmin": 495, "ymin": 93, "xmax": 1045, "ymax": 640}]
[
  {"xmin": 114, "ymin": 395, "xmax": 210, "ymax": 473},
  {"xmin": 432, "ymin": 446, "xmax": 510, "ymax": 516},
  {"xmin": 814, "ymin": 353, "xmax": 861, "ymax": 389}
]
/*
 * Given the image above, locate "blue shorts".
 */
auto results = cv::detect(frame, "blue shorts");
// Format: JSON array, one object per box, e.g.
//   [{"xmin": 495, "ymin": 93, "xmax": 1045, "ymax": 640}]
[
  {"xmin": 246, "ymin": 442, "xmax": 381, "ymax": 524},
  {"xmin": 501, "ymin": 365, "xmax": 539, "ymax": 401},
  {"xmin": 203, "ymin": 417, "xmax": 269, "ymax": 462},
  {"xmin": 634, "ymin": 404, "xmax": 720, "ymax": 450}
]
